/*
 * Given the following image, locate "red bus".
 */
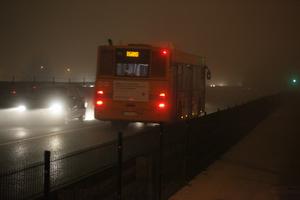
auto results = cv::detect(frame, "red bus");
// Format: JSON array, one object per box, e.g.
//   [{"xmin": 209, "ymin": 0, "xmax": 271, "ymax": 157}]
[{"xmin": 94, "ymin": 44, "xmax": 209, "ymax": 123}]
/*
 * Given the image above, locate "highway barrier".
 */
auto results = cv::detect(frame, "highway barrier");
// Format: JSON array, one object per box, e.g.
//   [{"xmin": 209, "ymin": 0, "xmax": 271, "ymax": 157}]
[{"xmin": 0, "ymin": 94, "xmax": 281, "ymax": 200}]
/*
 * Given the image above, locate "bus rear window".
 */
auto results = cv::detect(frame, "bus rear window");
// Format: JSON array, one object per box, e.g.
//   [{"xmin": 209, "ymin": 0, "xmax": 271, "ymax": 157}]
[
  {"xmin": 115, "ymin": 48, "xmax": 150, "ymax": 77},
  {"xmin": 116, "ymin": 63, "xmax": 149, "ymax": 77}
]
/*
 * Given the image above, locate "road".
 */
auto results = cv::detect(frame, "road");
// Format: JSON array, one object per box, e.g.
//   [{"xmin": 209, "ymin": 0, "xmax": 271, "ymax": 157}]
[
  {"xmin": 0, "ymin": 86, "xmax": 272, "ymax": 171},
  {"xmin": 0, "ymin": 120, "xmax": 158, "ymax": 171}
]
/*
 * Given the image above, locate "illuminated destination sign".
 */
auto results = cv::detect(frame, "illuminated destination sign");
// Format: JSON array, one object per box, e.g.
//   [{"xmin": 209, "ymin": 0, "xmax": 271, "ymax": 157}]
[{"xmin": 126, "ymin": 51, "xmax": 139, "ymax": 57}]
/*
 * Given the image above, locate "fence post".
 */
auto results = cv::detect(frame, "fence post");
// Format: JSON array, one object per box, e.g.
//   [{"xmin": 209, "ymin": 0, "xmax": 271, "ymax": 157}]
[
  {"xmin": 117, "ymin": 131, "xmax": 123, "ymax": 200},
  {"xmin": 44, "ymin": 150, "xmax": 51, "ymax": 198},
  {"xmin": 158, "ymin": 123, "xmax": 164, "ymax": 200}
]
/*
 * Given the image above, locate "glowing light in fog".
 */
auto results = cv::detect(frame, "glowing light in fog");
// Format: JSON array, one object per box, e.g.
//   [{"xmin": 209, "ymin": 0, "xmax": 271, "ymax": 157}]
[
  {"xmin": 161, "ymin": 49, "xmax": 168, "ymax": 56},
  {"xmin": 84, "ymin": 107, "xmax": 95, "ymax": 121},
  {"xmin": 97, "ymin": 90, "xmax": 104, "ymax": 95},
  {"xmin": 158, "ymin": 103, "xmax": 166, "ymax": 109},
  {"xmin": 159, "ymin": 93, "xmax": 166, "ymax": 97},
  {"xmin": 147, "ymin": 123, "xmax": 159, "ymax": 127},
  {"xmin": 49, "ymin": 102, "xmax": 63, "ymax": 114},
  {"xmin": 50, "ymin": 137, "xmax": 61, "ymax": 150},
  {"xmin": 218, "ymin": 82, "xmax": 227, "ymax": 87},
  {"xmin": 96, "ymin": 100, "xmax": 103, "ymax": 106},
  {"xmin": 16, "ymin": 130, "xmax": 27, "ymax": 138},
  {"xmin": 134, "ymin": 122, "xmax": 144, "ymax": 128},
  {"xmin": 16, "ymin": 105, "xmax": 26, "ymax": 112}
]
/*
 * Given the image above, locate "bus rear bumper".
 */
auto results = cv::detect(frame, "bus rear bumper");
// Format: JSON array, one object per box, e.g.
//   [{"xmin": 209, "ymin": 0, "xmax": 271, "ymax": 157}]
[{"xmin": 94, "ymin": 110, "xmax": 171, "ymax": 123}]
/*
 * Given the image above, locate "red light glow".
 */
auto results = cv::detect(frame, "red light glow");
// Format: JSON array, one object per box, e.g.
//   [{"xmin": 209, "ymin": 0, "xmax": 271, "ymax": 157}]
[
  {"xmin": 97, "ymin": 90, "xmax": 104, "ymax": 95},
  {"xmin": 161, "ymin": 49, "xmax": 168, "ymax": 56},
  {"xmin": 96, "ymin": 100, "xmax": 103, "ymax": 106},
  {"xmin": 158, "ymin": 103, "xmax": 166, "ymax": 109},
  {"xmin": 159, "ymin": 93, "xmax": 166, "ymax": 97}
]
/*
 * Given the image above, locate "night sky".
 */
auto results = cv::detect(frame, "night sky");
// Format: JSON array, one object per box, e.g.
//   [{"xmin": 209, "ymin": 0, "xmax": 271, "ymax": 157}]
[{"xmin": 0, "ymin": 0, "xmax": 299, "ymax": 89}]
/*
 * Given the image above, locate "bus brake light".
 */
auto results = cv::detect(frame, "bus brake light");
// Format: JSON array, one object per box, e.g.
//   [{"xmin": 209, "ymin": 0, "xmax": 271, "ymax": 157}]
[
  {"xmin": 158, "ymin": 103, "xmax": 166, "ymax": 109},
  {"xmin": 159, "ymin": 93, "xmax": 166, "ymax": 97},
  {"xmin": 96, "ymin": 100, "xmax": 104, "ymax": 106},
  {"xmin": 97, "ymin": 90, "xmax": 104, "ymax": 95}
]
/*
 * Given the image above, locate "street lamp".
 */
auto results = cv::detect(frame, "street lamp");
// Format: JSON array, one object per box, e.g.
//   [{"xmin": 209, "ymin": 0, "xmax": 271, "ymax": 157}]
[{"xmin": 65, "ymin": 66, "xmax": 71, "ymax": 83}]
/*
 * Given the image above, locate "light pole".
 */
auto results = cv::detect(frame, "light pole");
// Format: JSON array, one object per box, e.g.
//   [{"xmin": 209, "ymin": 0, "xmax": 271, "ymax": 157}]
[{"xmin": 65, "ymin": 66, "xmax": 71, "ymax": 83}]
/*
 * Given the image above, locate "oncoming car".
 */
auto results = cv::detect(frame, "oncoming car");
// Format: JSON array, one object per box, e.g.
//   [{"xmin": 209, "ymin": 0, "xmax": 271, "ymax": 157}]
[{"xmin": 5, "ymin": 85, "xmax": 86, "ymax": 124}]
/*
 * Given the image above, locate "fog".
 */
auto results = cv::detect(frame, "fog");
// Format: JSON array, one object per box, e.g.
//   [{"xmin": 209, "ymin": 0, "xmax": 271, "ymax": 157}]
[{"xmin": 0, "ymin": 0, "xmax": 299, "ymax": 91}]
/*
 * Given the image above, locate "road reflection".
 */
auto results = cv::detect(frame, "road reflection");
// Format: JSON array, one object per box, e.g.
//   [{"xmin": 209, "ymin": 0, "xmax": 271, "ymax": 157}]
[
  {"xmin": 15, "ymin": 128, "xmax": 27, "ymax": 138},
  {"xmin": 15, "ymin": 144, "xmax": 27, "ymax": 157}
]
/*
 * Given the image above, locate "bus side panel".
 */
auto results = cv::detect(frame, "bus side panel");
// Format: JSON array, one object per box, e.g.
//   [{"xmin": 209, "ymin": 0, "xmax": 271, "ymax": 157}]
[
  {"xmin": 174, "ymin": 64, "xmax": 205, "ymax": 120},
  {"xmin": 200, "ymin": 66, "xmax": 206, "ymax": 113},
  {"xmin": 192, "ymin": 66, "xmax": 205, "ymax": 116},
  {"xmin": 183, "ymin": 65, "xmax": 193, "ymax": 118},
  {"xmin": 174, "ymin": 63, "xmax": 183, "ymax": 120},
  {"xmin": 173, "ymin": 64, "xmax": 193, "ymax": 120}
]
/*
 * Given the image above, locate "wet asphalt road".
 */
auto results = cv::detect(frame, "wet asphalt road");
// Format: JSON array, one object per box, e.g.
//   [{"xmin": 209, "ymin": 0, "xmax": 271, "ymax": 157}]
[
  {"xmin": 0, "ymin": 120, "xmax": 157, "ymax": 171},
  {"xmin": 0, "ymin": 86, "xmax": 273, "ymax": 171}
]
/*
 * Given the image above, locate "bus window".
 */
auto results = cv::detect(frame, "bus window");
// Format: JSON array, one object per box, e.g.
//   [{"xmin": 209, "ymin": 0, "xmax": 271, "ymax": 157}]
[
  {"xmin": 116, "ymin": 63, "xmax": 149, "ymax": 77},
  {"xmin": 115, "ymin": 48, "xmax": 150, "ymax": 77}
]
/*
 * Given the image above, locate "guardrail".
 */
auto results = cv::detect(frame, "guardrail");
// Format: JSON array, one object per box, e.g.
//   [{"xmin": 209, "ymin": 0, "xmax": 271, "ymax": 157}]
[{"xmin": 0, "ymin": 94, "xmax": 281, "ymax": 200}]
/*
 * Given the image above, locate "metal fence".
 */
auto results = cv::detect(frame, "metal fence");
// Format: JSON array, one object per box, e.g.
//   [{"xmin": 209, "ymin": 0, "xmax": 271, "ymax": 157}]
[{"xmin": 0, "ymin": 94, "xmax": 281, "ymax": 200}]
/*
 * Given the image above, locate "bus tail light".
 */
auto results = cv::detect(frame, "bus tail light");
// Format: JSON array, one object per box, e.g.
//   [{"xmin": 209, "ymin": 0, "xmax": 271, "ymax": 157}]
[
  {"xmin": 96, "ymin": 100, "xmax": 104, "ymax": 106},
  {"xmin": 158, "ymin": 103, "xmax": 166, "ymax": 109},
  {"xmin": 96, "ymin": 89, "xmax": 105, "ymax": 107},
  {"xmin": 97, "ymin": 90, "xmax": 104, "ymax": 95},
  {"xmin": 159, "ymin": 93, "xmax": 166, "ymax": 97},
  {"xmin": 157, "ymin": 92, "xmax": 167, "ymax": 110}
]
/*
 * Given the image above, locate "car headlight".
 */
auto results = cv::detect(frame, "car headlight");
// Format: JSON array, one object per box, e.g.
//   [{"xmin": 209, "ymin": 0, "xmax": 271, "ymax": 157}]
[
  {"xmin": 49, "ymin": 102, "xmax": 63, "ymax": 114},
  {"xmin": 16, "ymin": 105, "xmax": 27, "ymax": 112}
]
